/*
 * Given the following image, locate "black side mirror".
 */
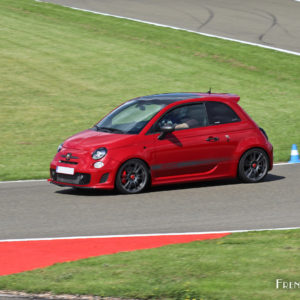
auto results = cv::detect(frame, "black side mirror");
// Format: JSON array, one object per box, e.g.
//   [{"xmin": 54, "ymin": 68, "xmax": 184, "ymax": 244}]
[{"xmin": 158, "ymin": 124, "xmax": 175, "ymax": 140}]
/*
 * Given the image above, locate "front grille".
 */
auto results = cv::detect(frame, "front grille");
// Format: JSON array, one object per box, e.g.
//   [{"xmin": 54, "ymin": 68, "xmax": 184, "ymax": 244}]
[
  {"xmin": 50, "ymin": 169, "xmax": 90, "ymax": 185},
  {"xmin": 60, "ymin": 153, "xmax": 80, "ymax": 165}
]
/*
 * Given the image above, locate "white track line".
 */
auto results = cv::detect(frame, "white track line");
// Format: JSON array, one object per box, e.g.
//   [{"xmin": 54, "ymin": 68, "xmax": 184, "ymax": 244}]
[
  {"xmin": 1, "ymin": 227, "xmax": 300, "ymax": 243},
  {"xmin": 0, "ymin": 179, "xmax": 46, "ymax": 184},
  {"xmin": 0, "ymin": 163, "xmax": 298, "ymax": 184},
  {"xmin": 37, "ymin": 1, "xmax": 300, "ymax": 56},
  {"xmin": 274, "ymin": 162, "xmax": 297, "ymax": 166}
]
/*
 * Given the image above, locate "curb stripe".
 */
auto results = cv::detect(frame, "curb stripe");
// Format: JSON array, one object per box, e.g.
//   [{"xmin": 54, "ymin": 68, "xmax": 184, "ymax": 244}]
[
  {"xmin": 0, "ymin": 233, "xmax": 229, "ymax": 276},
  {"xmin": 1, "ymin": 228, "xmax": 299, "ymax": 275}
]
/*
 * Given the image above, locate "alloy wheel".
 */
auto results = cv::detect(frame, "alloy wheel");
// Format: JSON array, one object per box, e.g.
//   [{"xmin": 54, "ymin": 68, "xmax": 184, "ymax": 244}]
[
  {"xmin": 116, "ymin": 159, "xmax": 149, "ymax": 194},
  {"xmin": 239, "ymin": 148, "xmax": 269, "ymax": 183}
]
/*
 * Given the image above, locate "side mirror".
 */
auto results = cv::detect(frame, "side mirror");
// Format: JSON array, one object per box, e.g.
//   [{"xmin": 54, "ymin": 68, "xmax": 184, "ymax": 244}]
[{"xmin": 158, "ymin": 124, "xmax": 175, "ymax": 140}]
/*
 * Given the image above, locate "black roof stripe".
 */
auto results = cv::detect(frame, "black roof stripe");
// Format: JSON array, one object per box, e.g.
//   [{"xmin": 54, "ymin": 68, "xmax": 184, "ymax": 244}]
[{"xmin": 134, "ymin": 93, "xmax": 202, "ymax": 101}]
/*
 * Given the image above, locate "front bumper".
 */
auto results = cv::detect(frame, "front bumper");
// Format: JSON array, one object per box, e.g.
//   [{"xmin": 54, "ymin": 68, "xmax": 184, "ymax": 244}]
[{"xmin": 48, "ymin": 148, "xmax": 119, "ymax": 189}]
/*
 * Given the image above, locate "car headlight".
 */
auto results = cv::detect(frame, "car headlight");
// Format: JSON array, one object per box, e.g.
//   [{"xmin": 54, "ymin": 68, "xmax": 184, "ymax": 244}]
[
  {"xmin": 57, "ymin": 143, "xmax": 63, "ymax": 152},
  {"xmin": 92, "ymin": 147, "xmax": 107, "ymax": 160}
]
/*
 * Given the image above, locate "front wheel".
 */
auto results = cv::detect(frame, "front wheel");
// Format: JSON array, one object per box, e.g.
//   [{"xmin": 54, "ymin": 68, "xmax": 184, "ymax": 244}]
[
  {"xmin": 238, "ymin": 148, "xmax": 269, "ymax": 183},
  {"xmin": 115, "ymin": 159, "xmax": 150, "ymax": 194}
]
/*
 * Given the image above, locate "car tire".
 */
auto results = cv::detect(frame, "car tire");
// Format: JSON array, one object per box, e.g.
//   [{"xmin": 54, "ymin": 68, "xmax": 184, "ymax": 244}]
[
  {"xmin": 115, "ymin": 159, "xmax": 150, "ymax": 194},
  {"xmin": 238, "ymin": 148, "xmax": 269, "ymax": 183}
]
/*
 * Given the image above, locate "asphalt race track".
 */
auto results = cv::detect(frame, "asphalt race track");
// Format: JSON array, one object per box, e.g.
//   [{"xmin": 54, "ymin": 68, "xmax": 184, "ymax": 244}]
[
  {"xmin": 42, "ymin": 0, "xmax": 300, "ymax": 53},
  {"xmin": 0, "ymin": 164, "xmax": 299, "ymax": 240},
  {"xmin": 1, "ymin": 1, "xmax": 299, "ymax": 240}
]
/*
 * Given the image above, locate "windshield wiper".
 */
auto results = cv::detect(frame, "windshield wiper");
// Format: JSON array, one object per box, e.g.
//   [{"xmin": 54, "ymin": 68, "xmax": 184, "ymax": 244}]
[{"xmin": 96, "ymin": 126, "xmax": 125, "ymax": 134}]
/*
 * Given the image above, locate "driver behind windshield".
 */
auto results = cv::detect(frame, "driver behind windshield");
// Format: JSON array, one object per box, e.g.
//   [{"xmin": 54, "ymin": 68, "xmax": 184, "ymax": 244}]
[{"xmin": 160, "ymin": 105, "xmax": 202, "ymax": 130}]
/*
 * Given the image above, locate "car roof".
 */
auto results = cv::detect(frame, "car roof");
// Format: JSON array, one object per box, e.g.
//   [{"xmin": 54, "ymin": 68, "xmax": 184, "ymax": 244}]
[{"xmin": 133, "ymin": 92, "xmax": 240, "ymax": 102}]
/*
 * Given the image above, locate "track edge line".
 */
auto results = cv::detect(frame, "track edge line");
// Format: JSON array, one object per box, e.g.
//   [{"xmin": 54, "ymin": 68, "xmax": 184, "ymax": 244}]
[{"xmin": 1, "ymin": 227, "xmax": 300, "ymax": 243}]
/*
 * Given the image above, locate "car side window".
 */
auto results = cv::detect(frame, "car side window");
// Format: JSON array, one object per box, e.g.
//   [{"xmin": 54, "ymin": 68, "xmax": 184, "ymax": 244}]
[
  {"xmin": 205, "ymin": 101, "xmax": 241, "ymax": 125},
  {"xmin": 157, "ymin": 103, "xmax": 209, "ymax": 131}
]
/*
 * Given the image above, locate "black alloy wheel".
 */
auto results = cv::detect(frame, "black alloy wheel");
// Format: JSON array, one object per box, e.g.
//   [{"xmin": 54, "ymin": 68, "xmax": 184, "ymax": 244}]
[
  {"xmin": 116, "ymin": 159, "xmax": 149, "ymax": 194},
  {"xmin": 238, "ymin": 148, "xmax": 269, "ymax": 183}
]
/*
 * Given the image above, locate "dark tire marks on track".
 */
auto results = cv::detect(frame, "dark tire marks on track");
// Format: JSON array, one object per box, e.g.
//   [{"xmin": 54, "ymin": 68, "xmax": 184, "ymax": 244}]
[
  {"xmin": 259, "ymin": 12, "xmax": 279, "ymax": 45},
  {"xmin": 197, "ymin": 6, "xmax": 214, "ymax": 31},
  {"xmin": 256, "ymin": 10, "xmax": 293, "ymax": 45},
  {"xmin": 180, "ymin": 5, "xmax": 214, "ymax": 32}
]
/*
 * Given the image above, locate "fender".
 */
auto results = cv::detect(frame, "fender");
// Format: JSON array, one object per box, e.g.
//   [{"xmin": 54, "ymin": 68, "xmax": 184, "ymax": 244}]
[{"xmin": 234, "ymin": 132, "xmax": 273, "ymax": 171}]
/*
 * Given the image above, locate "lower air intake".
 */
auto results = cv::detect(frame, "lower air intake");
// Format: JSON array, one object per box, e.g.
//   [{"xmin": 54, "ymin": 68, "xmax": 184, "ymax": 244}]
[{"xmin": 51, "ymin": 169, "xmax": 90, "ymax": 185}]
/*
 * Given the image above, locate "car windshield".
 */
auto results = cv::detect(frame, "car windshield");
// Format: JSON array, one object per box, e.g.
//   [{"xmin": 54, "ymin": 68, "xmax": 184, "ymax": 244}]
[{"xmin": 95, "ymin": 100, "xmax": 169, "ymax": 134}]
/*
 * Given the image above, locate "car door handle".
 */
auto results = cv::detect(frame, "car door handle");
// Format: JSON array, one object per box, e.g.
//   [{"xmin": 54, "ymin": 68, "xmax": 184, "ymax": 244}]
[{"xmin": 206, "ymin": 136, "xmax": 219, "ymax": 142}]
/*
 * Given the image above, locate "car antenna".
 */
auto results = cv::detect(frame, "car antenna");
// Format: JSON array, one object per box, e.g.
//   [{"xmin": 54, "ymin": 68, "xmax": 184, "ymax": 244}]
[{"xmin": 208, "ymin": 87, "xmax": 212, "ymax": 94}]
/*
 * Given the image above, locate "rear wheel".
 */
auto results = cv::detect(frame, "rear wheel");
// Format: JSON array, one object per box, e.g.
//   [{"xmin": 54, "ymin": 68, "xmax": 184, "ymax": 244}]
[
  {"xmin": 115, "ymin": 159, "xmax": 150, "ymax": 194},
  {"xmin": 238, "ymin": 148, "xmax": 269, "ymax": 183}
]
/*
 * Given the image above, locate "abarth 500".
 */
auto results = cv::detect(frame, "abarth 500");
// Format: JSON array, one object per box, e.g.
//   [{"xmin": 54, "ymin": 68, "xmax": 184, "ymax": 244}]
[{"xmin": 49, "ymin": 93, "xmax": 273, "ymax": 194}]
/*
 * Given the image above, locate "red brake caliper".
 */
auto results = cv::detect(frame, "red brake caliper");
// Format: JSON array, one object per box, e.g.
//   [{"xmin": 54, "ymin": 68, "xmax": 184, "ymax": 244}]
[{"xmin": 121, "ymin": 170, "xmax": 127, "ymax": 184}]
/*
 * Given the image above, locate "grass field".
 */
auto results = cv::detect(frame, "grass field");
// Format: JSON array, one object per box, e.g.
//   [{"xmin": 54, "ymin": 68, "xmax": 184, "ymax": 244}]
[
  {"xmin": 0, "ymin": 230, "xmax": 299, "ymax": 299},
  {"xmin": 0, "ymin": 0, "xmax": 299, "ymax": 180}
]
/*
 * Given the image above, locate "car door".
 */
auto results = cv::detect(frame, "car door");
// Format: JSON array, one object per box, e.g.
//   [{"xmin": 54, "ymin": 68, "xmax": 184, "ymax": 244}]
[{"xmin": 149, "ymin": 103, "xmax": 224, "ymax": 182}]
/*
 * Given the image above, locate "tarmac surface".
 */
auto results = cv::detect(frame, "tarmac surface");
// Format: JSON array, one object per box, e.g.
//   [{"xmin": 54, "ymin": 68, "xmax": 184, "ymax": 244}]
[
  {"xmin": 1, "ymin": 164, "xmax": 299, "ymax": 241},
  {"xmin": 42, "ymin": 0, "xmax": 300, "ymax": 53}
]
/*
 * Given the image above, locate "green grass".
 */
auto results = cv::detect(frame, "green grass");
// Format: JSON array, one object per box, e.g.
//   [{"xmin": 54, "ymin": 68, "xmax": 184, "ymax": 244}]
[
  {"xmin": 0, "ymin": 0, "xmax": 299, "ymax": 180},
  {"xmin": 0, "ymin": 230, "xmax": 300, "ymax": 299}
]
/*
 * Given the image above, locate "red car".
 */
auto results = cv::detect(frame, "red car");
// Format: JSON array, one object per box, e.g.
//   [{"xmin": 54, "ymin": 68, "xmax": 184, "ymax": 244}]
[{"xmin": 49, "ymin": 93, "xmax": 273, "ymax": 194}]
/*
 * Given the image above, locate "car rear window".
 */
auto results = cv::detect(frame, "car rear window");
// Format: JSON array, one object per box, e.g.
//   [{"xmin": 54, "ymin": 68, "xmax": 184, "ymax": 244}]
[{"xmin": 205, "ymin": 101, "xmax": 241, "ymax": 125}]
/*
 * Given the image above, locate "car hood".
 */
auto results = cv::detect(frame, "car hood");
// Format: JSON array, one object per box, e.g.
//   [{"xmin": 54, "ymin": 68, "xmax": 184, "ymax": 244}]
[{"xmin": 63, "ymin": 129, "xmax": 138, "ymax": 151}]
